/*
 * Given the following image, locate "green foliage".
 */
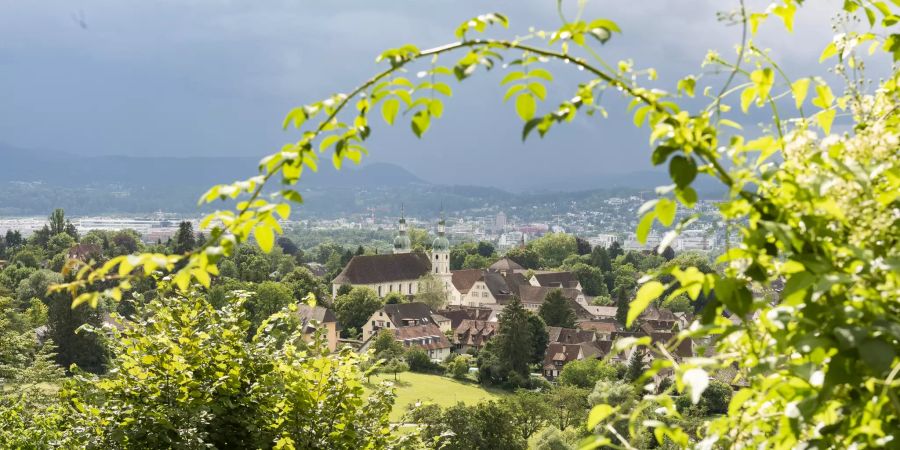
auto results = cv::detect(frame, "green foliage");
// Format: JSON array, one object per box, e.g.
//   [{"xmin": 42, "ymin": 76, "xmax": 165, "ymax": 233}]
[
  {"xmin": 412, "ymin": 400, "xmax": 526, "ymax": 450},
  {"xmin": 504, "ymin": 245, "xmax": 541, "ymax": 269},
  {"xmin": 533, "ymin": 426, "xmax": 579, "ymax": 450},
  {"xmin": 569, "ymin": 263, "xmax": 608, "ymax": 297},
  {"xmin": 546, "ymin": 385, "xmax": 590, "ymax": 431},
  {"xmin": 246, "ymin": 280, "xmax": 294, "ymax": 330},
  {"xmin": 62, "ymin": 293, "xmax": 400, "ymax": 449},
  {"xmin": 447, "ymin": 354, "xmax": 471, "ymax": 379},
  {"xmin": 405, "ymin": 347, "xmax": 441, "ymax": 373},
  {"xmin": 414, "ymin": 273, "xmax": 447, "ymax": 310},
  {"xmin": 333, "ymin": 286, "xmax": 382, "ymax": 338},
  {"xmin": 539, "ymin": 288, "xmax": 577, "ymax": 328},
  {"xmin": 382, "ymin": 291, "xmax": 406, "ymax": 305},
  {"xmin": 501, "ymin": 390, "xmax": 552, "ymax": 441},
  {"xmin": 528, "ymin": 233, "xmax": 577, "ymax": 268},
  {"xmin": 558, "ymin": 358, "xmax": 619, "ymax": 389},
  {"xmin": 372, "ymin": 328, "xmax": 404, "ymax": 360},
  {"xmin": 494, "ymin": 297, "xmax": 534, "ymax": 378},
  {"xmin": 46, "ymin": 285, "xmax": 107, "ymax": 374},
  {"xmin": 462, "ymin": 253, "xmax": 492, "ymax": 269}
]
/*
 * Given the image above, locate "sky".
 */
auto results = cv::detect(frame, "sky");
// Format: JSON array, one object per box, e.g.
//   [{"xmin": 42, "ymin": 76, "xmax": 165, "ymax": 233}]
[{"xmin": 0, "ymin": 1, "xmax": 844, "ymax": 191}]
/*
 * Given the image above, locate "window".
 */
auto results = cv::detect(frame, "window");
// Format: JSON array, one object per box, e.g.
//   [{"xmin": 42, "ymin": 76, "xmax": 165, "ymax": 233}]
[
  {"xmin": 378, "ymin": 286, "xmax": 382, "ymax": 296},
  {"xmin": 482, "ymin": 292, "xmax": 488, "ymax": 298},
  {"xmin": 408, "ymin": 283, "xmax": 412, "ymax": 294}
]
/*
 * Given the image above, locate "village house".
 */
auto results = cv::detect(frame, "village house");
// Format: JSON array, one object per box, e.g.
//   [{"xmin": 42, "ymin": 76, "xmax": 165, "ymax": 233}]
[
  {"xmin": 542, "ymin": 341, "xmax": 603, "ymax": 380},
  {"xmin": 453, "ymin": 319, "xmax": 499, "ymax": 353},
  {"xmin": 361, "ymin": 302, "xmax": 436, "ymax": 340},
  {"xmin": 393, "ymin": 323, "xmax": 452, "ymax": 361},
  {"xmin": 295, "ymin": 305, "xmax": 341, "ymax": 351},
  {"xmin": 547, "ymin": 326, "xmax": 596, "ymax": 345}
]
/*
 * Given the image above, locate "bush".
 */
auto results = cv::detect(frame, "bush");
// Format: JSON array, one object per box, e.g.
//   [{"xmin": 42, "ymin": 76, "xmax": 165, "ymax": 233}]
[
  {"xmin": 61, "ymin": 293, "xmax": 402, "ymax": 449},
  {"xmin": 406, "ymin": 347, "xmax": 442, "ymax": 373},
  {"xmin": 447, "ymin": 354, "xmax": 471, "ymax": 379}
]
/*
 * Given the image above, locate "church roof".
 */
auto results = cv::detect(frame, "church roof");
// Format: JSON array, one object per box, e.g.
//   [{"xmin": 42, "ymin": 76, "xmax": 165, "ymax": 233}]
[{"xmin": 332, "ymin": 252, "xmax": 431, "ymax": 285}]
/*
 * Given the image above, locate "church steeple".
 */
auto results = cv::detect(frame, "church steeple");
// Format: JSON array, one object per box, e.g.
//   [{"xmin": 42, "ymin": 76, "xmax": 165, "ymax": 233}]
[
  {"xmin": 393, "ymin": 205, "xmax": 411, "ymax": 254},
  {"xmin": 431, "ymin": 207, "xmax": 450, "ymax": 276}
]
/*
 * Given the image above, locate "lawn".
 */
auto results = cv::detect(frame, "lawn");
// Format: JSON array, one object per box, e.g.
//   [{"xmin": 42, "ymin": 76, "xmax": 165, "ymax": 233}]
[{"xmin": 368, "ymin": 372, "xmax": 508, "ymax": 421}]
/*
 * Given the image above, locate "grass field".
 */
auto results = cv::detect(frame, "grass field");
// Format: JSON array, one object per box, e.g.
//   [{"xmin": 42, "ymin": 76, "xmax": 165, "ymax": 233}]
[{"xmin": 368, "ymin": 372, "xmax": 508, "ymax": 421}]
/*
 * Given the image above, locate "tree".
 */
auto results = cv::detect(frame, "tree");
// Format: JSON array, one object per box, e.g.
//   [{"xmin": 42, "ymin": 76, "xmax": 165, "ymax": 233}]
[
  {"xmin": 4, "ymin": 230, "xmax": 23, "ymax": 249},
  {"xmin": 590, "ymin": 246, "xmax": 612, "ymax": 272},
  {"xmin": 533, "ymin": 426, "xmax": 578, "ymax": 450},
  {"xmin": 46, "ymin": 233, "xmax": 75, "ymax": 257},
  {"xmin": 575, "ymin": 236, "xmax": 592, "ymax": 255},
  {"xmin": 405, "ymin": 347, "xmax": 439, "ymax": 373},
  {"xmin": 382, "ymin": 291, "xmax": 405, "ymax": 304},
  {"xmin": 476, "ymin": 241, "xmax": 495, "ymax": 257},
  {"xmin": 414, "ymin": 401, "xmax": 525, "ymax": 450},
  {"xmin": 381, "ymin": 357, "xmax": 408, "ymax": 381},
  {"xmin": 538, "ymin": 289, "xmax": 576, "ymax": 328},
  {"xmin": 172, "ymin": 221, "xmax": 197, "ymax": 254},
  {"xmin": 494, "ymin": 297, "xmax": 533, "ymax": 378},
  {"xmin": 333, "ymin": 287, "xmax": 382, "ymax": 338},
  {"xmin": 570, "ymin": 263, "xmax": 608, "ymax": 297},
  {"xmin": 614, "ymin": 287, "xmax": 629, "ymax": 327},
  {"xmin": 46, "ymin": 289, "xmax": 107, "ymax": 374},
  {"xmin": 546, "ymin": 385, "xmax": 590, "ymax": 430},
  {"xmin": 414, "ymin": 273, "xmax": 447, "ymax": 310},
  {"xmin": 61, "ymin": 293, "xmax": 400, "ymax": 449},
  {"xmin": 246, "ymin": 281, "xmax": 294, "ymax": 331},
  {"xmin": 371, "ymin": 328, "xmax": 404, "ymax": 360},
  {"xmin": 558, "ymin": 359, "xmax": 618, "ymax": 389},
  {"xmin": 276, "ymin": 236, "xmax": 299, "ymax": 255},
  {"xmin": 48, "ymin": 209, "xmax": 66, "ymax": 236},
  {"xmin": 526, "ymin": 312, "xmax": 549, "ymax": 365},
  {"xmin": 281, "ymin": 266, "xmax": 328, "ymax": 304},
  {"xmin": 447, "ymin": 354, "xmax": 471, "ymax": 379},
  {"xmin": 607, "ymin": 241, "xmax": 623, "ymax": 260},
  {"xmin": 504, "ymin": 245, "xmax": 540, "ymax": 269},
  {"xmin": 529, "ymin": 233, "xmax": 577, "ymax": 268},
  {"xmin": 461, "ymin": 253, "xmax": 491, "ymax": 269},
  {"xmin": 501, "ymin": 390, "xmax": 552, "ymax": 440},
  {"xmin": 625, "ymin": 349, "xmax": 644, "ymax": 382}
]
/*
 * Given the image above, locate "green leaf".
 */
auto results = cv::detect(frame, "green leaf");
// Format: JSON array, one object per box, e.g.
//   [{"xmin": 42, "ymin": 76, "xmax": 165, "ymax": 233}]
[
  {"xmin": 782, "ymin": 272, "xmax": 815, "ymax": 305},
  {"xmin": 740, "ymin": 86, "xmax": 757, "ymax": 112},
  {"xmin": 651, "ymin": 145, "xmax": 677, "ymax": 165},
  {"xmin": 675, "ymin": 186, "xmax": 698, "ymax": 207},
  {"xmin": 587, "ymin": 404, "xmax": 614, "ymax": 429},
  {"xmin": 636, "ymin": 212, "xmax": 655, "ymax": 244},
  {"xmin": 255, "ymin": 224, "xmax": 274, "ymax": 253},
  {"xmin": 529, "ymin": 68, "xmax": 554, "ymax": 81},
  {"xmin": 633, "ymin": 105, "xmax": 651, "ymax": 127},
  {"xmin": 819, "ymin": 42, "xmax": 839, "ymax": 62},
  {"xmin": 655, "ymin": 198, "xmax": 677, "ymax": 226},
  {"xmin": 772, "ymin": 1, "xmax": 797, "ymax": 32},
  {"xmin": 812, "ymin": 84, "xmax": 835, "ymax": 109},
  {"xmin": 500, "ymin": 71, "xmax": 524, "ymax": 85},
  {"xmin": 817, "ymin": 109, "xmax": 836, "ymax": 134},
  {"xmin": 528, "ymin": 82, "xmax": 546, "ymax": 101},
  {"xmin": 669, "ymin": 155, "xmax": 697, "ymax": 189},
  {"xmin": 504, "ymin": 84, "xmax": 527, "ymax": 102},
  {"xmin": 380, "ymin": 98, "xmax": 400, "ymax": 126},
  {"xmin": 750, "ymin": 68, "xmax": 775, "ymax": 102},
  {"xmin": 860, "ymin": 339, "xmax": 896, "ymax": 374},
  {"xmin": 411, "ymin": 111, "xmax": 431, "ymax": 137},
  {"xmin": 791, "ymin": 78, "xmax": 811, "ymax": 109},
  {"xmin": 515, "ymin": 93, "xmax": 537, "ymax": 121},
  {"xmin": 628, "ymin": 281, "xmax": 664, "ymax": 326},
  {"xmin": 429, "ymin": 99, "xmax": 444, "ymax": 118}
]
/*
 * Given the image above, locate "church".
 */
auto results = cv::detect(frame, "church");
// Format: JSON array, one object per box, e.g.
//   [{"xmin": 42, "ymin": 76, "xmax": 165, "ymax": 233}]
[{"xmin": 331, "ymin": 214, "xmax": 453, "ymax": 298}]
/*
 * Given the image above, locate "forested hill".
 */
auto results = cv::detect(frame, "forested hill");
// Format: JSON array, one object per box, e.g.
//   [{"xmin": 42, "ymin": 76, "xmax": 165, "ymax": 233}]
[{"xmin": 0, "ymin": 144, "xmax": 722, "ymax": 216}]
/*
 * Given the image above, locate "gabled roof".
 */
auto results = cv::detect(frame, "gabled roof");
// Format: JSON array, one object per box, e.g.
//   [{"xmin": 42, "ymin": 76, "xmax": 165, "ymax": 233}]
[
  {"xmin": 393, "ymin": 323, "xmax": 452, "ymax": 351},
  {"xmin": 332, "ymin": 252, "xmax": 431, "ymax": 285},
  {"xmin": 582, "ymin": 305, "xmax": 618, "ymax": 319},
  {"xmin": 451, "ymin": 269, "xmax": 484, "ymax": 293},
  {"xmin": 516, "ymin": 285, "xmax": 581, "ymax": 305},
  {"xmin": 641, "ymin": 306, "xmax": 678, "ymax": 322},
  {"xmin": 577, "ymin": 320, "xmax": 620, "ymax": 334},
  {"xmin": 295, "ymin": 305, "xmax": 340, "ymax": 333},
  {"xmin": 542, "ymin": 342, "xmax": 603, "ymax": 369},
  {"xmin": 532, "ymin": 271, "xmax": 580, "ymax": 289},
  {"xmin": 383, "ymin": 302, "xmax": 434, "ymax": 325},
  {"xmin": 490, "ymin": 257, "xmax": 524, "ymax": 272},
  {"xmin": 438, "ymin": 307, "xmax": 499, "ymax": 329},
  {"xmin": 547, "ymin": 327, "xmax": 596, "ymax": 345},
  {"xmin": 454, "ymin": 319, "xmax": 499, "ymax": 347},
  {"xmin": 484, "ymin": 270, "xmax": 518, "ymax": 302}
]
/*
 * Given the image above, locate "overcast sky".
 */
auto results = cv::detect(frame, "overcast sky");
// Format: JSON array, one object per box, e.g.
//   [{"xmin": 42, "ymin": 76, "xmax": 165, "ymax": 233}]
[{"xmin": 1, "ymin": 1, "xmax": 843, "ymax": 190}]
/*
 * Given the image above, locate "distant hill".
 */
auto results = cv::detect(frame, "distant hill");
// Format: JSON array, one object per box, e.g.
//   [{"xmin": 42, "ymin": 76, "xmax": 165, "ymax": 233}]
[
  {"xmin": 0, "ymin": 143, "xmax": 722, "ymax": 216},
  {"xmin": 0, "ymin": 144, "xmax": 424, "ymax": 188}
]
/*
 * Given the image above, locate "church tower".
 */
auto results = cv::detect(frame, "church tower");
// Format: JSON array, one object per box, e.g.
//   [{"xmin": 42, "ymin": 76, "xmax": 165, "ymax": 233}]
[
  {"xmin": 393, "ymin": 207, "xmax": 411, "ymax": 254},
  {"xmin": 431, "ymin": 214, "xmax": 451, "ymax": 279}
]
